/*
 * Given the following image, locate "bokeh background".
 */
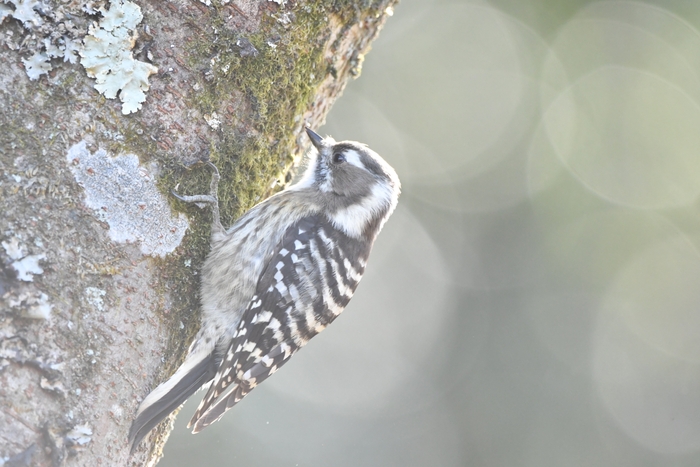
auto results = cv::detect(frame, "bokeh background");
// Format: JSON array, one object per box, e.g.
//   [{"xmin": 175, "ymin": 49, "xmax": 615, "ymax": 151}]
[{"xmin": 161, "ymin": 1, "xmax": 700, "ymax": 465}]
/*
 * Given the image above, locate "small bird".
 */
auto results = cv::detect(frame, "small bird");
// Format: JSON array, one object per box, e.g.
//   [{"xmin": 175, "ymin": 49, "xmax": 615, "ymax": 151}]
[{"xmin": 128, "ymin": 128, "xmax": 401, "ymax": 450}]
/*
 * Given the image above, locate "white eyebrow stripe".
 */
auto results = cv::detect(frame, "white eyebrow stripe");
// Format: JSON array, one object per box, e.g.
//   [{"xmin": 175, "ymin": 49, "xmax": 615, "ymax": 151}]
[{"xmin": 343, "ymin": 150, "xmax": 365, "ymax": 170}]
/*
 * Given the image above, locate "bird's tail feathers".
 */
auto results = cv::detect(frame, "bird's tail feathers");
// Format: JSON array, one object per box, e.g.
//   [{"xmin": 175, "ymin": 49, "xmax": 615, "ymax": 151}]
[{"xmin": 128, "ymin": 348, "xmax": 216, "ymax": 452}]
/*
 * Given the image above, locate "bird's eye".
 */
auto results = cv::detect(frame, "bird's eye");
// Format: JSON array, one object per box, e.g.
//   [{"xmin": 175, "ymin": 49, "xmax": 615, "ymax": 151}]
[{"xmin": 332, "ymin": 152, "xmax": 346, "ymax": 164}]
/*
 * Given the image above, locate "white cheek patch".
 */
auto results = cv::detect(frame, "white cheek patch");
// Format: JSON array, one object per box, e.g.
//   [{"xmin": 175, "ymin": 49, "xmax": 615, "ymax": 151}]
[
  {"xmin": 343, "ymin": 149, "xmax": 365, "ymax": 170},
  {"xmin": 329, "ymin": 182, "xmax": 394, "ymax": 238}
]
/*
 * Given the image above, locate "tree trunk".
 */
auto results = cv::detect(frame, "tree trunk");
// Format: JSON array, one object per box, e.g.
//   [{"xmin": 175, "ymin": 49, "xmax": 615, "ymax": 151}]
[{"xmin": 0, "ymin": 0, "xmax": 395, "ymax": 465}]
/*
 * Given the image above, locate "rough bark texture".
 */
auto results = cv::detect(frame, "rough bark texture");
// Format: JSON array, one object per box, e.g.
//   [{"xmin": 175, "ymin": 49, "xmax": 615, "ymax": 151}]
[{"xmin": 0, "ymin": 0, "xmax": 395, "ymax": 465}]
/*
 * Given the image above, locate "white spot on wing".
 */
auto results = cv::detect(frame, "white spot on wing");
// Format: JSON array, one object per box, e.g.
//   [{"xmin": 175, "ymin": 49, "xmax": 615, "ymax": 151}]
[
  {"xmin": 344, "ymin": 258, "xmax": 363, "ymax": 282},
  {"xmin": 288, "ymin": 283, "xmax": 300, "ymax": 301},
  {"xmin": 280, "ymin": 343, "xmax": 291, "ymax": 358},
  {"xmin": 252, "ymin": 310, "xmax": 272, "ymax": 324},
  {"xmin": 275, "ymin": 281, "xmax": 287, "ymax": 294}
]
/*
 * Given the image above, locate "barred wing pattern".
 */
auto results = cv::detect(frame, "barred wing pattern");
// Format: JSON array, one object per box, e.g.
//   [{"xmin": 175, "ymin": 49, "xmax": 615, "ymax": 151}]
[{"xmin": 189, "ymin": 215, "xmax": 372, "ymax": 432}]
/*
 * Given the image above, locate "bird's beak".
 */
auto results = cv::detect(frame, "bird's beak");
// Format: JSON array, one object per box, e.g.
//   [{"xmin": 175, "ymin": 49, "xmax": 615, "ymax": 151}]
[{"xmin": 305, "ymin": 127, "xmax": 324, "ymax": 150}]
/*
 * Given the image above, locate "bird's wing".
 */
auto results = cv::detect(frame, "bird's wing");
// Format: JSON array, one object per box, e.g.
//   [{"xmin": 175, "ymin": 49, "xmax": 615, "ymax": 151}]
[{"xmin": 188, "ymin": 214, "xmax": 371, "ymax": 432}]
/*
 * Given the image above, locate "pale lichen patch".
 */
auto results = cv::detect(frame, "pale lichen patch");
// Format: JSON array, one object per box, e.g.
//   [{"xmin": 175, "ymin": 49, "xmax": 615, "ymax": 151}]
[
  {"xmin": 66, "ymin": 141, "xmax": 188, "ymax": 257},
  {"xmin": 65, "ymin": 424, "xmax": 92, "ymax": 446},
  {"xmin": 7, "ymin": 291, "xmax": 53, "ymax": 319},
  {"xmin": 62, "ymin": 37, "xmax": 81, "ymax": 64},
  {"xmin": 79, "ymin": 0, "xmax": 158, "ymax": 114},
  {"xmin": 21, "ymin": 51, "xmax": 52, "ymax": 80},
  {"xmin": 2, "ymin": 0, "xmax": 88, "ymax": 78},
  {"xmin": 204, "ymin": 111, "xmax": 222, "ymax": 130},
  {"xmin": 11, "ymin": 254, "xmax": 45, "ymax": 281},
  {"xmin": 0, "ymin": 4, "xmax": 13, "ymax": 23},
  {"xmin": 2, "ymin": 237, "xmax": 46, "ymax": 281},
  {"xmin": 6, "ymin": 0, "xmax": 41, "ymax": 27},
  {"xmin": 84, "ymin": 287, "xmax": 106, "ymax": 312},
  {"xmin": 1, "ymin": 237, "xmax": 26, "ymax": 260}
]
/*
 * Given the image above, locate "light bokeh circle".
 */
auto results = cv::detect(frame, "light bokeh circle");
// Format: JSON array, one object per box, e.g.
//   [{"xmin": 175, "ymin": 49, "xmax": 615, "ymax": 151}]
[
  {"xmin": 593, "ymin": 235, "xmax": 700, "ymax": 454},
  {"xmin": 540, "ymin": 1, "xmax": 700, "ymax": 209},
  {"xmin": 363, "ymin": 1, "xmax": 525, "ymax": 180},
  {"xmin": 543, "ymin": 66, "xmax": 700, "ymax": 209}
]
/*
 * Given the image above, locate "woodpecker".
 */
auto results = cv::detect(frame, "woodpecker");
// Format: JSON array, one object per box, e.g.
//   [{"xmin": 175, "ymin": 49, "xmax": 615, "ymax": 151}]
[{"xmin": 128, "ymin": 128, "xmax": 400, "ymax": 450}]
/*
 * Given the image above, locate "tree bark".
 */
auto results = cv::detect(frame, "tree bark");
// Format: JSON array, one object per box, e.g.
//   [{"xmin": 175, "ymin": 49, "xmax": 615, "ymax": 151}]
[{"xmin": 0, "ymin": 0, "xmax": 395, "ymax": 465}]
